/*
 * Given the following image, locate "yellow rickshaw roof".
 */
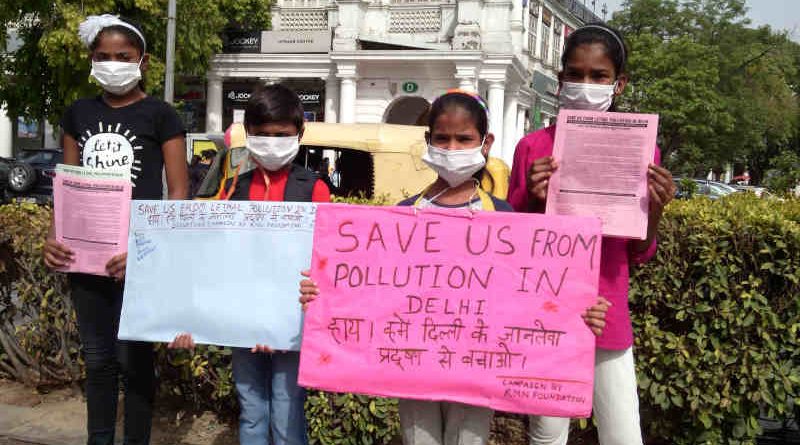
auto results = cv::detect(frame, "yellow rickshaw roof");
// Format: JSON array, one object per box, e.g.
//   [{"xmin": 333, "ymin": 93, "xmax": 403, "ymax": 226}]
[{"xmin": 301, "ymin": 122, "xmax": 427, "ymax": 155}]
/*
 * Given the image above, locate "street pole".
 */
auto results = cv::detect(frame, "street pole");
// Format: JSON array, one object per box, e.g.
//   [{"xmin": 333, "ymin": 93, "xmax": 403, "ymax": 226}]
[{"xmin": 164, "ymin": 0, "xmax": 177, "ymax": 104}]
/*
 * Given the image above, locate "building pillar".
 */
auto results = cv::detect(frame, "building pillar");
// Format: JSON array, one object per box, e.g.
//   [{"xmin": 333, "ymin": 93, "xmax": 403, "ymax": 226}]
[
  {"xmin": 0, "ymin": 105, "xmax": 11, "ymax": 158},
  {"xmin": 338, "ymin": 63, "xmax": 358, "ymax": 123},
  {"xmin": 522, "ymin": 0, "xmax": 530, "ymax": 53},
  {"xmin": 324, "ymin": 71, "xmax": 339, "ymax": 123},
  {"xmin": 516, "ymin": 106, "xmax": 527, "ymax": 142},
  {"xmin": 455, "ymin": 64, "xmax": 479, "ymax": 92},
  {"xmin": 535, "ymin": 3, "xmax": 543, "ymax": 59},
  {"xmin": 487, "ymin": 80, "xmax": 505, "ymax": 158},
  {"xmin": 206, "ymin": 74, "xmax": 223, "ymax": 132},
  {"xmin": 503, "ymin": 87, "xmax": 519, "ymax": 165},
  {"xmin": 510, "ymin": 0, "xmax": 524, "ymax": 54},
  {"xmin": 459, "ymin": 77, "xmax": 476, "ymax": 92}
]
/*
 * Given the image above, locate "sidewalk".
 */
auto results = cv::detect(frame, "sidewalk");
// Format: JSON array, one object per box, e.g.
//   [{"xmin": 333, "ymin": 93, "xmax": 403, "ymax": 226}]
[
  {"xmin": 0, "ymin": 401, "xmax": 85, "ymax": 445},
  {"xmin": 0, "ymin": 380, "xmax": 236, "ymax": 445}
]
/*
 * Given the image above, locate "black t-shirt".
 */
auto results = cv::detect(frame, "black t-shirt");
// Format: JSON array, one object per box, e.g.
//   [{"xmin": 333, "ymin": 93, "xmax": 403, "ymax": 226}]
[{"xmin": 61, "ymin": 96, "xmax": 185, "ymax": 199}]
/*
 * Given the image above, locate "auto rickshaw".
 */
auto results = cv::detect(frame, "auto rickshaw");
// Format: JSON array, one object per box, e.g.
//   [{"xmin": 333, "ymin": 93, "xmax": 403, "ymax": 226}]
[{"xmin": 195, "ymin": 122, "xmax": 509, "ymax": 202}]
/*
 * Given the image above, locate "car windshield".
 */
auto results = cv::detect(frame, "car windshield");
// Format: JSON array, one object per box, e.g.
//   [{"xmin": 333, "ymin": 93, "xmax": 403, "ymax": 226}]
[
  {"xmin": 703, "ymin": 183, "xmax": 731, "ymax": 196},
  {"xmin": 20, "ymin": 151, "xmax": 62, "ymax": 163},
  {"xmin": 712, "ymin": 182, "xmax": 738, "ymax": 193}
]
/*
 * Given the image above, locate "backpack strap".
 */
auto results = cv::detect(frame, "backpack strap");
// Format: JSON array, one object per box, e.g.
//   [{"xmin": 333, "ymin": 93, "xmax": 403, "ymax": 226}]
[
  {"xmin": 194, "ymin": 147, "xmax": 229, "ymax": 199},
  {"xmin": 221, "ymin": 168, "xmax": 254, "ymax": 201}
]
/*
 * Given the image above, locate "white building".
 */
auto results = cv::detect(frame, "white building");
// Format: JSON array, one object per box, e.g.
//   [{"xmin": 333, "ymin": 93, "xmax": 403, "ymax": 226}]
[
  {"xmin": 204, "ymin": 0, "xmax": 601, "ymax": 165},
  {"xmin": 0, "ymin": 28, "xmax": 60, "ymax": 157}
]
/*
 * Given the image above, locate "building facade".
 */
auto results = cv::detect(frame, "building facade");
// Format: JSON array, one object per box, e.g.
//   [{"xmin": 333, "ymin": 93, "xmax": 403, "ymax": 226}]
[
  {"xmin": 205, "ymin": 0, "xmax": 601, "ymax": 165},
  {"xmin": 527, "ymin": 0, "xmax": 601, "ymax": 130}
]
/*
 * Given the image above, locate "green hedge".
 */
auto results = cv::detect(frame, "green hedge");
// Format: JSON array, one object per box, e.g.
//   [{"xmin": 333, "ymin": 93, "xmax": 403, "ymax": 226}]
[
  {"xmin": 0, "ymin": 194, "xmax": 798, "ymax": 444},
  {"xmin": 629, "ymin": 193, "xmax": 800, "ymax": 444}
]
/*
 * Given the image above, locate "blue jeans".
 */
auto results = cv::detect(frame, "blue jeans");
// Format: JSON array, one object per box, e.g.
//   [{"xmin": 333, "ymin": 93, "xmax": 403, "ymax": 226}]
[{"xmin": 232, "ymin": 349, "xmax": 308, "ymax": 445}]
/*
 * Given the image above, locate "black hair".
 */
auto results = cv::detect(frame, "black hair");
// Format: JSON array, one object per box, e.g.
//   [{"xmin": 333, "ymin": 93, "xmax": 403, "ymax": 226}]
[
  {"xmin": 201, "ymin": 149, "xmax": 217, "ymax": 160},
  {"xmin": 561, "ymin": 23, "xmax": 628, "ymax": 77},
  {"xmin": 244, "ymin": 84, "xmax": 305, "ymax": 132},
  {"xmin": 89, "ymin": 19, "xmax": 146, "ymax": 57},
  {"xmin": 427, "ymin": 92, "xmax": 489, "ymax": 137}
]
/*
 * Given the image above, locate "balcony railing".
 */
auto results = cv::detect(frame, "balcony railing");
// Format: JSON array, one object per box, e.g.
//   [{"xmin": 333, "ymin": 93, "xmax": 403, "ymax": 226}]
[
  {"xmin": 389, "ymin": 8, "xmax": 441, "ymax": 33},
  {"xmin": 554, "ymin": 0, "xmax": 603, "ymax": 24},
  {"xmin": 280, "ymin": 10, "xmax": 328, "ymax": 30},
  {"xmin": 277, "ymin": 0, "xmax": 331, "ymax": 7}
]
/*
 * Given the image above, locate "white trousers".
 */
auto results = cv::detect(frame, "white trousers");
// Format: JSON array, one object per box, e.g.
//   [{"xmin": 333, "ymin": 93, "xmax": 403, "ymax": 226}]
[
  {"xmin": 528, "ymin": 347, "xmax": 643, "ymax": 445},
  {"xmin": 399, "ymin": 399, "xmax": 493, "ymax": 445}
]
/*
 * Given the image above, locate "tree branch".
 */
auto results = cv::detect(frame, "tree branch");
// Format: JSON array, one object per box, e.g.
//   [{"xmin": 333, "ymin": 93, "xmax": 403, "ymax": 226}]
[
  {"xmin": 0, "ymin": 328, "xmax": 31, "ymax": 383},
  {"xmin": 736, "ymin": 46, "xmax": 777, "ymax": 71}
]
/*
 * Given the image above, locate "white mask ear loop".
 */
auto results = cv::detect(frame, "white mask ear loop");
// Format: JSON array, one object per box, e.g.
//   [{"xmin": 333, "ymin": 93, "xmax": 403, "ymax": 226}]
[
  {"xmin": 428, "ymin": 185, "xmax": 451, "ymax": 204},
  {"xmin": 429, "ymin": 177, "xmax": 481, "ymax": 206}
]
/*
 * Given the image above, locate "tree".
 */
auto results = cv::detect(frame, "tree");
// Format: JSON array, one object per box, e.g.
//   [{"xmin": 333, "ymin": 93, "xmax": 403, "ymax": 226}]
[
  {"xmin": 611, "ymin": 0, "xmax": 800, "ymax": 181},
  {"xmin": 0, "ymin": 0, "xmax": 272, "ymax": 126},
  {"xmin": 616, "ymin": 32, "xmax": 733, "ymax": 174},
  {"xmin": 714, "ymin": 26, "xmax": 800, "ymax": 183}
]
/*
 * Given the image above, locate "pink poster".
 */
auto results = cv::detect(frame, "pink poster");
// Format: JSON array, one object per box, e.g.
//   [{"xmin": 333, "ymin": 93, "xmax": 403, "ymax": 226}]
[
  {"xmin": 299, "ymin": 204, "xmax": 602, "ymax": 417},
  {"xmin": 53, "ymin": 165, "xmax": 132, "ymax": 276},
  {"xmin": 547, "ymin": 110, "xmax": 658, "ymax": 239}
]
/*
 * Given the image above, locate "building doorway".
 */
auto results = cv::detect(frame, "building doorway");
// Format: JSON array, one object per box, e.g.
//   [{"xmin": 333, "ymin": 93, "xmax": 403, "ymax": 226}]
[{"xmin": 383, "ymin": 96, "xmax": 430, "ymax": 126}]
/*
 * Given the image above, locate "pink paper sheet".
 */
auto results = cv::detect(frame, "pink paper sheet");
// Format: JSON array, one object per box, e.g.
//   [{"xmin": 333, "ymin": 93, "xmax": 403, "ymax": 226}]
[
  {"xmin": 546, "ymin": 110, "xmax": 658, "ymax": 239},
  {"xmin": 298, "ymin": 204, "xmax": 602, "ymax": 417},
  {"xmin": 53, "ymin": 171, "xmax": 132, "ymax": 276}
]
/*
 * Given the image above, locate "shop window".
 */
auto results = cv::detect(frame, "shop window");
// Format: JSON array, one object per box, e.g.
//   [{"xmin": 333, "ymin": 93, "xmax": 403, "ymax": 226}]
[
  {"xmin": 528, "ymin": 8, "xmax": 538, "ymax": 57},
  {"xmin": 552, "ymin": 34, "xmax": 561, "ymax": 70},
  {"xmin": 540, "ymin": 22, "xmax": 551, "ymax": 66}
]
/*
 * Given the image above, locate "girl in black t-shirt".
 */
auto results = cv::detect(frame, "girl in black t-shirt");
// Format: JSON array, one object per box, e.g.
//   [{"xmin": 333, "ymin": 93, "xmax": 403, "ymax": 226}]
[{"xmin": 42, "ymin": 14, "xmax": 188, "ymax": 445}]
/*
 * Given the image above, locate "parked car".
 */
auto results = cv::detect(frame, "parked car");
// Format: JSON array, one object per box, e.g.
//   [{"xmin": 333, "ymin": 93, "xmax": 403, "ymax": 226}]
[
  {"xmin": 0, "ymin": 156, "xmax": 10, "ymax": 189},
  {"xmin": 731, "ymin": 184, "xmax": 780, "ymax": 199},
  {"xmin": 1, "ymin": 149, "xmax": 63, "ymax": 204},
  {"xmin": 674, "ymin": 177, "xmax": 740, "ymax": 200}
]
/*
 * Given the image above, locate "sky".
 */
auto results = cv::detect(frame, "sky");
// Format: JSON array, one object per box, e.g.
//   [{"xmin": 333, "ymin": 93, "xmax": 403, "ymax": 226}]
[{"xmin": 596, "ymin": 0, "xmax": 799, "ymax": 39}]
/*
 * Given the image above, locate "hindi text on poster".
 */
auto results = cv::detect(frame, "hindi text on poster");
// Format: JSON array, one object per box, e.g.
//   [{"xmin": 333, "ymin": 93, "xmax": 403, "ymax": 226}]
[{"xmin": 298, "ymin": 204, "xmax": 602, "ymax": 417}]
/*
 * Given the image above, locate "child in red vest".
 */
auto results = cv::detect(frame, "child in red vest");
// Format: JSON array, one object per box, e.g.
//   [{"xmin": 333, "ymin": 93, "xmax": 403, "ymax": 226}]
[{"xmin": 170, "ymin": 84, "xmax": 329, "ymax": 445}]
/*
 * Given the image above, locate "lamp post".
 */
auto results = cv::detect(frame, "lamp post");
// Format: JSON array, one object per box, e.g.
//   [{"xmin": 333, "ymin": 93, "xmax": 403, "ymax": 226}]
[{"xmin": 164, "ymin": 0, "xmax": 177, "ymax": 104}]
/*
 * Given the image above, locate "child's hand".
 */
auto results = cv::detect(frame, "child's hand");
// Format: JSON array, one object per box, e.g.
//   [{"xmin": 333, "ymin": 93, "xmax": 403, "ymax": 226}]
[
  {"xmin": 106, "ymin": 252, "xmax": 128, "ymax": 281},
  {"xmin": 43, "ymin": 235, "xmax": 74, "ymax": 270},
  {"xmin": 527, "ymin": 156, "xmax": 559, "ymax": 205},
  {"xmin": 299, "ymin": 269, "xmax": 320, "ymax": 311},
  {"xmin": 168, "ymin": 333, "xmax": 195, "ymax": 350},
  {"xmin": 647, "ymin": 164, "xmax": 676, "ymax": 218},
  {"xmin": 252, "ymin": 344, "xmax": 273, "ymax": 354},
  {"xmin": 582, "ymin": 296, "xmax": 611, "ymax": 336}
]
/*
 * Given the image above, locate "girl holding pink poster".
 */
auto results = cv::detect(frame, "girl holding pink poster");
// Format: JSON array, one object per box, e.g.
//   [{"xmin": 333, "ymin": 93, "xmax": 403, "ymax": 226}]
[
  {"xmin": 42, "ymin": 15, "xmax": 188, "ymax": 445},
  {"xmin": 508, "ymin": 24, "xmax": 677, "ymax": 445},
  {"xmin": 301, "ymin": 90, "xmax": 612, "ymax": 445}
]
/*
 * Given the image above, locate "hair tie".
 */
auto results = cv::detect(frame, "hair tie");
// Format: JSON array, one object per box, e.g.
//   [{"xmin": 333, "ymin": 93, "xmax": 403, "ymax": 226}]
[
  {"xmin": 443, "ymin": 88, "xmax": 490, "ymax": 119},
  {"xmin": 78, "ymin": 14, "xmax": 147, "ymax": 52},
  {"xmin": 574, "ymin": 24, "xmax": 625, "ymax": 62}
]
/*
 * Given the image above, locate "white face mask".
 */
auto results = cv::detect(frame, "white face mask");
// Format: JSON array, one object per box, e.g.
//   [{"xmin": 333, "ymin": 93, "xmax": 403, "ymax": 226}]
[
  {"xmin": 423, "ymin": 141, "xmax": 487, "ymax": 187},
  {"xmin": 246, "ymin": 135, "xmax": 300, "ymax": 171},
  {"xmin": 558, "ymin": 81, "xmax": 617, "ymax": 112},
  {"xmin": 90, "ymin": 60, "xmax": 142, "ymax": 95}
]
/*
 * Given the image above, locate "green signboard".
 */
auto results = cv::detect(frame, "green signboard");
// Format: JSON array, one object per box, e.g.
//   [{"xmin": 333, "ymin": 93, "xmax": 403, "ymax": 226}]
[{"xmin": 402, "ymin": 81, "xmax": 419, "ymax": 93}]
